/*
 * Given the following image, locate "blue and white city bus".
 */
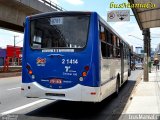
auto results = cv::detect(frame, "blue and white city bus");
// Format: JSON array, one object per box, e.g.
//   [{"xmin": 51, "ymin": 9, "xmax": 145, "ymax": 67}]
[{"xmin": 22, "ymin": 11, "xmax": 131, "ymax": 102}]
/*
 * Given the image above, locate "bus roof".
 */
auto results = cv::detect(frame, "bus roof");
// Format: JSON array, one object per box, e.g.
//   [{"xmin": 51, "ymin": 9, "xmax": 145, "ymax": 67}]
[
  {"xmin": 28, "ymin": 11, "xmax": 93, "ymax": 20},
  {"xmin": 28, "ymin": 11, "xmax": 130, "ymax": 48}
]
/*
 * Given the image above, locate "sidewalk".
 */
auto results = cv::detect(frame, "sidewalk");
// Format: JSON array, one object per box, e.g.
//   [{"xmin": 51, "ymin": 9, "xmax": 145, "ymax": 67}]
[
  {"xmin": 123, "ymin": 67, "xmax": 160, "ymax": 114},
  {"xmin": 0, "ymin": 72, "xmax": 21, "ymax": 78}
]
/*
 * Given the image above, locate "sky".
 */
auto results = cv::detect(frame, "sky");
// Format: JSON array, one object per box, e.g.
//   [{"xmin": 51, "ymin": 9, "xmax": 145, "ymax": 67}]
[{"xmin": 0, "ymin": 0, "xmax": 159, "ymax": 51}]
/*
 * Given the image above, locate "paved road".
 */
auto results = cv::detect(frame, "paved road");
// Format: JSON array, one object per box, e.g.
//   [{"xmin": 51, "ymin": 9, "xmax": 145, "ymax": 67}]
[{"xmin": 0, "ymin": 70, "xmax": 142, "ymax": 120}]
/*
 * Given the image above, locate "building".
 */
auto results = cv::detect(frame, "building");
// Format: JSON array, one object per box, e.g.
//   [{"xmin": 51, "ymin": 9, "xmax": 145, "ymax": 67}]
[
  {"xmin": 130, "ymin": 45, "xmax": 134, "ymax": 52},
  {"xmin": 154, "ymin": 43, "xmax": 160, "ymax": 61},
  {"xmin": 155, "ymin": 43, "xmax": 160, "ymax": 54},
  {"xmin": 6, "ymin": 45, "xmax": 22, "ymax": 66},
  {"xmin": 0, "ymin": 49, "xmax": 6, "ymax": 66},
  {"xmin": 135, "ymin": 47, "xmax": 143, "ymax": 54}
]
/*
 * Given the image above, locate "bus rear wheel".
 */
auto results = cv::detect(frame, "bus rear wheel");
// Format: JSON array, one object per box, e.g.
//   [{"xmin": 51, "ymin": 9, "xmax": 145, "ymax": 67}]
[{"xmin": 114, "ymin": 75, "xmax": 120, "ymax": 97}]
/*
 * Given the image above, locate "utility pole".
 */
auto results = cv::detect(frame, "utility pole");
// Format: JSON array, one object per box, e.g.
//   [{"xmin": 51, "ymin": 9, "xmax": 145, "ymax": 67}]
[
  {"xmin": 13, "ymin": 35, "xmax": 18, "ymax": 66},
  {"xmin": 143, "ymin": 28, "xmax": 150, "ymax": 82},
  {"xmin": 148, "ymin": 29, "xmax": 151, "ymax": 73}
]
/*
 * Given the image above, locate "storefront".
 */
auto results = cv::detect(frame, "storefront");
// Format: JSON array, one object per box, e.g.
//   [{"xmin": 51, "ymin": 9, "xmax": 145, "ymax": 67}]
[{"xmin": 6, "ymin": 45, "xmax": 22, "ymax": 66}]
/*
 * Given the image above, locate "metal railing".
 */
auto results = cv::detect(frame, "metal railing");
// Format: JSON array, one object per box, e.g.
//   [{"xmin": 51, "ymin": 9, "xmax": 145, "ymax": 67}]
[{"xmin": 38, "ymin": 0, "xmax": 66, "ymax": 11}]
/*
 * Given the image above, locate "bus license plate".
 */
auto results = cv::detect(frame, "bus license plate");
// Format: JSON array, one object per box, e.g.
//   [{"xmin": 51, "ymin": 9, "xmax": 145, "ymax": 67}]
[{"xmin": 50, "ymin": 79, "xmax": 62, "ymax": 84}]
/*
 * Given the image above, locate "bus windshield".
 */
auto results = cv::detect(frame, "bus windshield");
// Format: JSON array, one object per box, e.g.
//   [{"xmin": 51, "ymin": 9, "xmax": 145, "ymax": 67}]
[{"xmin": 30, "ymin": 15, "xmax": 90, "ymax": 49}]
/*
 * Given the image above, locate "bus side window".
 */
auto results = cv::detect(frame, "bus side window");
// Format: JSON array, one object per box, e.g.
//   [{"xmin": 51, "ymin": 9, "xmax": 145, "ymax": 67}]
[
  {"xmin": 109, "ymin": 33, "xmax": 114, "ymax": 58},
  {"xmin": 124, "ymin": 44, "xmax": 126, "ymax": 59},
  {"xmin": 113, "ymin": 35, "xmax": 117, "ymax": 57},
  {"xmin": 106, "ymin": 31, "xmax": 112, "ymax": 58},
  {"xmin": 117, "ymin": 38, "xmax": 120, "ymax": 47},
  {"xmin": 106, "ymin": 44, "xmax": 110, "ymax": 57},
  {"xmin": 99, "ymin": 23, "xmax": 107, "ymax": 58},
  {"xmin": 115, "ymin": 37, "xmax": 120, "ymax": 58},
  {"xmin": 116, "ymin": 48, "xmax": 120, "ymax": 58},
  {"xmin": 32, "ymin": 30, "xmax": 42, "ymax": 49},
  {"xmin": 99, "ymin": 25, "xmax": 105, "ymax": 42},
  {"xmin": 110, "ymin": 45, "xmax": 113, "ymax": 58},
  {"xmin": 101, "ymin": 42, "xmax": 107, "ymax": 58}
]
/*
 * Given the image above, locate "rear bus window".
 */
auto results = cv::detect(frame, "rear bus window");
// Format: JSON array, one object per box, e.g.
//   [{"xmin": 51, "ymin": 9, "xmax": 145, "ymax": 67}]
[{"xmin": 30, "ymin": 16, "xmax": 90, "ymax": 49}]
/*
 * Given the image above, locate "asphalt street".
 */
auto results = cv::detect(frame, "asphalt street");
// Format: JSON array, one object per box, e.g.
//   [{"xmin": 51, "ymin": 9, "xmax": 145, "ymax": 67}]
[{"xmin": 0, "ymin": 70, "xmax": 142, "ymax": 120}]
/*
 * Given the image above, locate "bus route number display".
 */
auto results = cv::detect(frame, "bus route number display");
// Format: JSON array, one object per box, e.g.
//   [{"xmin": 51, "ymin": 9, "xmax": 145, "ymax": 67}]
[{"xmin": 50, "ymin": 17, "xmax": 63, "ymax": 25}]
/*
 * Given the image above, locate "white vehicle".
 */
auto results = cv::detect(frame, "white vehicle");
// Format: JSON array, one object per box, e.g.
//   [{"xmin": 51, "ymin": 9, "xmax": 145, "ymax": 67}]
[{"xmin": 135, "ymin": 62, "xmax": 143, "ymax": 69}]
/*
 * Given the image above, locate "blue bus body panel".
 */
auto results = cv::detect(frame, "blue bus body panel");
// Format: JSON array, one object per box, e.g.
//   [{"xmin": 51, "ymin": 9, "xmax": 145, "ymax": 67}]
[{"xmin": 22, "ymin": 12, "xmax": 100, "ymax": 89}]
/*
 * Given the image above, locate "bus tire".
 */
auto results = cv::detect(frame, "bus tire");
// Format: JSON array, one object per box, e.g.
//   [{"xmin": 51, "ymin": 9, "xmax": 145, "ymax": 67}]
[{"xmin": 114, "ymin": 75, "xmax": 120, "ymax": 97}]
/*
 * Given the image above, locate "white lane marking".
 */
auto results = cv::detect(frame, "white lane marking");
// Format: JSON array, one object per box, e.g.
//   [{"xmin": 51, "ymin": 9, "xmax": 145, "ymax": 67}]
[
  {"xmin": 7, "ymin": 87, "xmax": 21, "ymax": 91},
  {"xmin": 1, "ymin": 99, "xmax": 47, "ymax": 115}
]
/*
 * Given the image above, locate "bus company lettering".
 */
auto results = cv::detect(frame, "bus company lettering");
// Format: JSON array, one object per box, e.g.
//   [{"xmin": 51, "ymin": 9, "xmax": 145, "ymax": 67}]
[
  {"xmin": 65, "ymin": 66, "xmax": 71, "ymax": 72},
  {"xmin": 63, "ymin": 72, "xmax": 77, "ymax": 76},
  {"xmin": 36, "ymin": 57, "xmax": 46, "ymax": 66},
  {"xmin": 63, "ymin": 66, "xmax": 77, "ymax": 76}
]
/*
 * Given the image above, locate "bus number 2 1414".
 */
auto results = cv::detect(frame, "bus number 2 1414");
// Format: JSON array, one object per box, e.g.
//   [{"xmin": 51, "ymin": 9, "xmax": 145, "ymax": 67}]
[{"xmin": 62, "ymin": 59, "xmax": 78, "ymax": 65}]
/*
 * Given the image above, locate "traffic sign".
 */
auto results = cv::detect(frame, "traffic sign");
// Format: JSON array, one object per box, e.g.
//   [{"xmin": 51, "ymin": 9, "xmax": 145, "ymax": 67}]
[{"xmin": 107, "ymin": 10, "xmax": 130, "ymax": 22}]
